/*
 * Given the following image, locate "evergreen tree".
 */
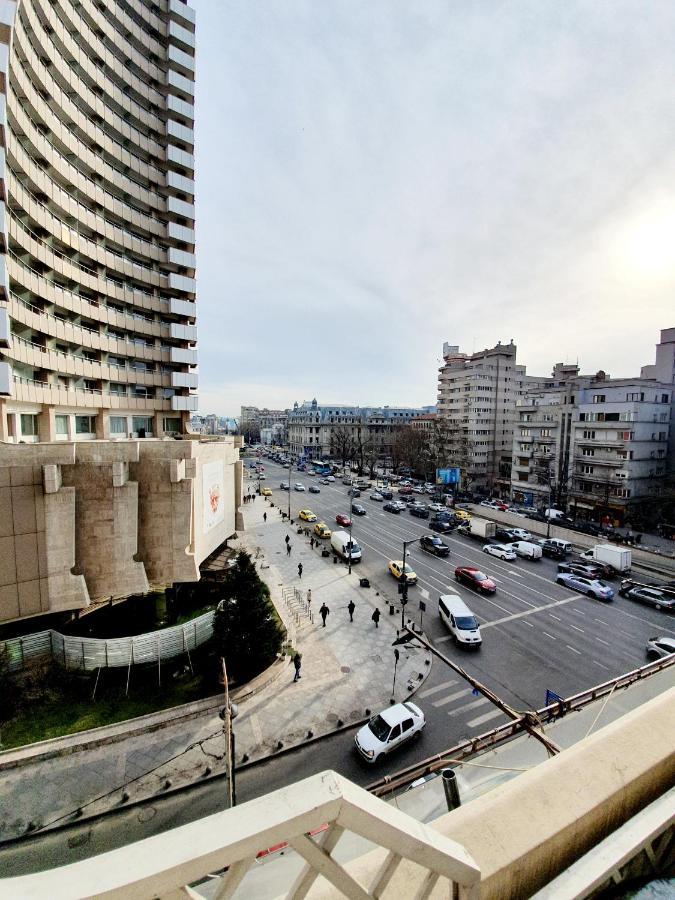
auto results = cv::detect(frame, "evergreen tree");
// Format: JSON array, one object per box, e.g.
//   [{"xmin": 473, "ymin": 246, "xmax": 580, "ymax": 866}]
[{"xmin": 212, "ymin": 551, "xmax": 284, "ymax": 681}]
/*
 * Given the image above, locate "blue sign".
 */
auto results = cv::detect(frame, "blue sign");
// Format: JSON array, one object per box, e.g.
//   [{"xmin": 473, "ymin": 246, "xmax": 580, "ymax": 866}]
[
  {"xmin": 546, "ymin": 689, "xmax": 564, "ymax": 706},
  {"xmin": 437, "ymin": 467, "xmax": 461, "ymax": 485}
]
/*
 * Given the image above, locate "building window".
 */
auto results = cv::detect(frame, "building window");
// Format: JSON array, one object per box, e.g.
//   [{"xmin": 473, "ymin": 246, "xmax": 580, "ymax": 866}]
[
  {"xmin": 540, "ymin": 429, "xmax": 551, "ymax": 437},
  {"xmin": 661, "ymin": 393, "xmax": 669, "ymax": 403},
  {"xmin": 55, "ymin": 415, "xmax": 69, "ymax": 436},
  {"xmin": 582, "ymin": 465, "xmax": 594, "ymax": 474},
  {"xmin": 520, "ymin": 429, "xmax": 530, "ymax": 437},
  {"xmin": 163, "ymin": 418, "xmax": 180, "ymax": 433},
  {"xmin": 110, "ymin": 416, "xmax": 127, "ymax": 435},
  {"xmin": 20, "ymin": 414, "xmax": 38, "ymax": 437},
  {"xmin": 75, "ymin": 415, "xmax": 96, "ymax": 434},
  {"xmin": 592, "ymin": 394, "xmax": 606, "ymax": 403},
  {"xmin": 582, "ymin": 448, "xmax": 595, "ymax": 457},
  {"xmin": 626, "ymin": 392, "xmax": 644, "ymax": 401},
  {"xmin": 583, "ymin": 430, "xmax": 596, "ymax": 439},
  {"xmin": 618, "ymin": 431, "xmax": 633, "ymax": 441},
  {"xmin": 132, "ymin": 416, "xmax": 153, "ymax": 436}
]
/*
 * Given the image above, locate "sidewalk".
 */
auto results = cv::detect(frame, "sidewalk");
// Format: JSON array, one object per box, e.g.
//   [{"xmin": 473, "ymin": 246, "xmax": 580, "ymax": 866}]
[{"xmin": 0, "ymin": 497, "xmax": 432, "ymax": 841}]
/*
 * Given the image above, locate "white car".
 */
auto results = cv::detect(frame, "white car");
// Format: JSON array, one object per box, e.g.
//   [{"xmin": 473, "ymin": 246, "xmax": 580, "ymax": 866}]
[
  {"xmin": 479, "ymin": 500, "xmax": 499, "ymax": 509},
  {"xmin": 294, "ymin": 482, "xmax": 306, "ymax": 491},
  {"xmin": 508, "ymin": 527, "xmax": 532, "ymax": 541},
  {"xmin": 326, "ymin": 475, "xmax": 335, "ymax": 482},
  {"xmin": 646, "ymin": 636, "xmax": 675, "ymax": 659},
  {"xmin": 354, "ymin": 701, "xmax": 425, "ymax": 763},
  {"xmin": 370, "ymin": 492, "xmax": 384, "ymax": 501},
  {"xmin": 428, "ymin": 503, "xmax": 446, "ymax": 513},
  {"xmin": 483, "ymin": 543, "xmax": 517, "ymax": 561}
]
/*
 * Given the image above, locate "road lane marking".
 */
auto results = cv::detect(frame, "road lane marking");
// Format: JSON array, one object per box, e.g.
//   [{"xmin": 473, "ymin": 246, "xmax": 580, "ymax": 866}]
[
  {"xmin": 594, "ymin": 618, "xmax": 609, "ymax": 625},
  {"xmin": 480, "ymin": 595, "xmax": 577, "ymax": 630},
  {"xmin": 566, "ymin": 645, "xmax": 582, "ymax": 655},
  {"xmin": 548, "ymin": 614, "xmax": 561, "ymax": 621},
  {"xmin": 521, "ymin": 620, "xmax": 534, "ymax": 627},
  {"xmin": 595, "ymin": 638, "xmax": 610, "ymax": 646},
  {"xmin": 507, "ymin": 570, "xmax": 523, "ymax": 578},
  {"xmin": 593, "ymin": 660, "xmax": 610, "ymax": 670},
  {"xmin": 543, "ymin": 632, "xmax": 557, "ymax": 640},
  {"xmin": 467, "ymin": 708, "xmax": 504, "ymax": 728},
  {"xmin": 569, "ymin": 624, "xmax": 585, "ymax": 634},
  {"xmin": 419, "ymin": 679, "xmax": 457, "ymax": 698},
  {"xmin": 433, "ymin": 688, "xmax": 472, "ymax": 708},
  {"xmin": 448, "ymin": 696, "xmax": 489, "ymax": 716},
  {"xmin": 419, "ymin": 587, "xmax": 429, "ymax": 601}
]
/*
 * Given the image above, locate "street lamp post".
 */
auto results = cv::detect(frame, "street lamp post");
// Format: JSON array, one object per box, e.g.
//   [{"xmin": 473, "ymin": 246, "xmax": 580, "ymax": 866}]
[
  {"xmin": 400, "ymin": 538, "xmax": 417, "ymax": 629},
  {"xmin": 287, "ymin": 455, "xmax": 292, "ymax": 522}
]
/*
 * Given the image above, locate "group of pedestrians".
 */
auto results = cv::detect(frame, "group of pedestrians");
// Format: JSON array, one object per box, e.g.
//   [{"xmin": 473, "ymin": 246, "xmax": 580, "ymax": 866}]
[{"xmin": 243, "ymin": 493, "xmax": 256, "ymax": 504}]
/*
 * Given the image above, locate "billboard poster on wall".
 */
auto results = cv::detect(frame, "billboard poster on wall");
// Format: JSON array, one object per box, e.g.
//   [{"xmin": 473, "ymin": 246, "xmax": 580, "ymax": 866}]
[
  {"xmin": 436, "ymin": 467, "xmax": 461, "ymax": 485},
  {"xmin": 203, "ymin": 460, "xmax": 225, "ymax": 532}
]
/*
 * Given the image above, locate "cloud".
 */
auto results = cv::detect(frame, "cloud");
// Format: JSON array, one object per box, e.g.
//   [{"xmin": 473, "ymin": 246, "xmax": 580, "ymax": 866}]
[{"xmin": 193, "ymin": 0, "xmax": 675, "ymax": 413}]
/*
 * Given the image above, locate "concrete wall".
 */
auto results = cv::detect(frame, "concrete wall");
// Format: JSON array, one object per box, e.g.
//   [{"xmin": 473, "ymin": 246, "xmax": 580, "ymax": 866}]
[{"xmin": 0, "ymin": 437, "xmax": 241, "ymax": 625}]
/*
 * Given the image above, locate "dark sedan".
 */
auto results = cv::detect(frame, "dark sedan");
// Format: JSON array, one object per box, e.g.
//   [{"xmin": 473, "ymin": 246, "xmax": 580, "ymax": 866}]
[
  {"xmin": 429, "ymin": 519, "xmax": 453, "ymax": 534},
  {"xmin": 383, "ymin": 501, "xmax": 401, "ymax": 514},
  {"xmin": 351, "ymin": 503, "xmax": 366, "ymax": 515},
  {"xmin": 454, "ymin": 566, "xmax": 497, "ymax": 594},
  {"xmin": 308, "ymin": 485, "xmax": 321, "ymax": 494},
  {"xmin": 409, "ymin": 505, "xmax": 430, "ymax": 519},
  {"xmin": 420, "ymin": 534, "xmax": 450, "ymax": 557}
]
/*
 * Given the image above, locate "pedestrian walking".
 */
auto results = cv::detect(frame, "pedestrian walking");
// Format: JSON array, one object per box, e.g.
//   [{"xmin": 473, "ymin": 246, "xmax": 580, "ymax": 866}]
[
  {"xmin": 371, "ymin": 608, "xmax": 380, "ymax": 628},
  {"xmin": 319, "ymin": 603, "xmax": 330, "ymax": 627},
  {"xmin": 347, "ymin": 600, "xmax": 355, "ymax": 622},
  {"xmin": 310, "ymin": 537, "xmax": 314, "ymax": 549},
  {"xmin": 293, "ymin": 653, "xmax": 302, "ymax": 682},
  {"xmin": 285, "ymin": 534, "xmax": 290, "ymax": 545},
  {"xmin": 306, "ymin": 588, "xmax": 312, "ymax": 607},
  {"xmin": 263, "ymin": 512, "xmax": 267, "ymax": 523},
  {"xmin": 287, "ymin": 543, "xmax": 292, "ymax": 556},
  {"xmin": 298, "ymin": 562, "xmax": 303, "ymax": 579}
]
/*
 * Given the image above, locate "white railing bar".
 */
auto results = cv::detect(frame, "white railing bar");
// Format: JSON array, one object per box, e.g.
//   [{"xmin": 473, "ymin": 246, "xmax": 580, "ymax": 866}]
[
  {"xmin": 369, "ymin": 850, "xmax": 402, "ymax": 898},
  {"xmin": 288, "ymin": 822, "xmax": 346, "ymax": 900},
  {"xmin": 289, "ymin": 831, "xmax": 370, "ymax": 900},
  {"xmin": 210, "ymin": 856, "xmax": 256, "ymax": 900}
]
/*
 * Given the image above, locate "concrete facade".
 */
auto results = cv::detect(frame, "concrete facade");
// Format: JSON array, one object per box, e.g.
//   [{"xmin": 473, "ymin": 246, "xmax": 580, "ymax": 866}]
[
  {"xmin": 0, "ymin": 436, "xmax": 241, "ymax": 625},
  {"xmin": 0, "ymin": 0, "xmax": 198, "ymax": 439}
]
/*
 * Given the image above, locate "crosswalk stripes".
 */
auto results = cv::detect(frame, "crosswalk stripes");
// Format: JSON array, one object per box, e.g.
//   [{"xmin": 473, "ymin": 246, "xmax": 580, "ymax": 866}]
[
  {"xmin": 418, "ymin": 678, "xmax": 457, "ymax": 699},
  {"xmin": 432, "ymin": 687, "xmax": 472, "ymax": 708},
  {"xmin": 417, "ymin": 678, "xmax": 507, "ymax": 730},
  {"xmin": 447, "ymin": 696, "xmax": 489, "ymax": 716},
  {"xmin": 467, "ymin": 707, "xmax": 504, "ymax": 729}
]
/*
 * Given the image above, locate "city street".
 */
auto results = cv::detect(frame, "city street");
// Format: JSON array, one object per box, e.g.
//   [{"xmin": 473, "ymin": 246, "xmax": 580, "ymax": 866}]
[{"xmin": 247, "ymin": 460, "xmax": 675, "ymax": 788}]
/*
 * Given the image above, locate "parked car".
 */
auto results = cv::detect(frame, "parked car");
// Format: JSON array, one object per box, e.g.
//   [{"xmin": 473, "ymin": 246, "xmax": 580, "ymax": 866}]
[
  {"xmin": 354, "ymin": 701, "xmax": 425, "ymax": 763},
  {"xmin": 430, "ymin": 519, "xmax": 453, "ymax": 534},
  {"xmin": 294, "ymin": 483, "xmax": 306, "ymax": 492},
  {"xmin": 483, "ymin": 543, "xmax": 517, "ymax": 561},
  {"xmin": 409, "ymin": 505, "xmax": 430, "ymax": 519},
  {"xmin": 420, "ymin": 534, "xmax": 450, "ymax": 557},
  {"xmin": 454, "ymin": 566, "xmax": 497, "ymax": 594},
  {"xmin": 298, "ymin": 509, "xmax": 317, "ymax": 523},
  {"xmin": 623, "ymin": 586, "xmax": 674, "ymax": 612},
  {"xmin": 351, "ymin": 503, "xmax": 367, "ymax": 515},
  {"xmin": 555, "ymin": 572, "xmax": 614, "ymax": 601},
  {"xmin": 388, "ymin": 560, "xmax": 418, "ymax": 584},
  {"xmin": 370, "ymin": 492, "xmax": 384, "ymax": 502},
  {"xmin": 308, "ymin": 485, "xmax": 321, "ymax": 494},
  {"xmin": 314, "ymin": 522, "xmax": 331, "ymax": 539},
  {"xmin": 645, "ymin": 636, "xmax": 675, "ymax": 659},
  {"xmin": 335, "ymin": 513, "xmax": 352, "ymax": 527}
]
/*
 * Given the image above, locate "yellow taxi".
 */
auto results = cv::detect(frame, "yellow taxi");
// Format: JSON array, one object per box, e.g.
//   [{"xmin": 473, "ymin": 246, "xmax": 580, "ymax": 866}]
[
  {"xmin": 454, "ymin": 509, "xmax": 471, "ymax": 522},
  {"xmin": 388, "ymin": 560, "xmax": 418, "ymax": 584},
  {"xmin": 314, "ymin": 522, "xmax": 331, "ymax": 539},
  {"xmin": 261, "ymin": 487, "xmax": 272, "ymax": 497},
  {"xmin": 298, "ymin": 509, "xmax": 318, "ymax": 523}
]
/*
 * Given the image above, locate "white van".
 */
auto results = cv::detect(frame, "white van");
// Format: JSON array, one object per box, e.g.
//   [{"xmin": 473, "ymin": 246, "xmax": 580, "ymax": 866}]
[
  {"xmin": 545, "ymin": 508, "xmax": 565, "ymax": 520},
  {"xmin": 546, "ymin": 538, "xmax": 573, "ymax": 555},
  {"xmin": 507, "ymin": 540, "xmax": 543, "ymax": 560},
  {"xmin": 438, "ymin": 593, "xmax": 482, "ymax": 648}
]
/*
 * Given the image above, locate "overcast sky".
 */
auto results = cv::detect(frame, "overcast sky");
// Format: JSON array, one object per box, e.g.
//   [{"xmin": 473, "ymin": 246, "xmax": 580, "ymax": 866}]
[{"xmin": 193, "ymin": 0, "xmax": 675, "ymax": 418}]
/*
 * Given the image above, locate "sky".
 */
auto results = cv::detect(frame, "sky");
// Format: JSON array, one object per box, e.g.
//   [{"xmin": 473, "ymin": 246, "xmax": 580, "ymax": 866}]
[{"xmin": 193, "ymin": 0, "xmax": 675, "ymax": 418}]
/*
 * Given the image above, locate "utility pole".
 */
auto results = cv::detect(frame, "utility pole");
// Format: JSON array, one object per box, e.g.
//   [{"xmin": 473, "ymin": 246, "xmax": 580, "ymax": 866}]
[
  {"xmin": 219, "ymin": 658, "xmax": 238, "ymax": 808},
  {"xmin": 400, "ymin": 538, "xmax": 416, "ymax": 629}
]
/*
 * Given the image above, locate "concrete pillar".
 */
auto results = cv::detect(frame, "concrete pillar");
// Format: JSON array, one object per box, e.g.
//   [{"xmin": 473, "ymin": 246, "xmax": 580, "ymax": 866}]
[
  {"xmin": 38, "ymin": 405, "xmax": 56, "ymax": 442},
  {"xmin": 153, "ymin": 411, "xmax": 164, "ymax": 438},
  {"xmin": 0, "ymin": 401, "xmax": 9, "ymax": 441},
  {"xmin": 96, "ymin": 410, "xmax": 108, "ymax": 440}
]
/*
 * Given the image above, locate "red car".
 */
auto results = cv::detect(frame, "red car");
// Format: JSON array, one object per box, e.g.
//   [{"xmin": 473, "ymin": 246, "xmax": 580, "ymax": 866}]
[
  {"xmin": 454, "ymin": 566, "xmax": 497, "ymax": 594},
  {"xmin": 335, "ymin": 514, "xmax": 352, "ymax": 527}
]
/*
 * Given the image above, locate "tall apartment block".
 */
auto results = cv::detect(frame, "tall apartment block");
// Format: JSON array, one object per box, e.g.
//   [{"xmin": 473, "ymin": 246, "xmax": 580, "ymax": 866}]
[
  {"xmin": 437, "ymin": 341, "xmax": 543, "ymax": 493},
  {"xmin": 0, "ymin": 1, "xmax": 242, "ymax": 628},
  {"xmin": 0, "ymin": 0, "xmax": 198, "ymax": 442}
]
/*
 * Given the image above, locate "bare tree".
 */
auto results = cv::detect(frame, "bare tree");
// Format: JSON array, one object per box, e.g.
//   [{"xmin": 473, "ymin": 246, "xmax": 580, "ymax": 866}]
[{"xmin": 330, "ymin": 425, "xmax": 357, "ymax": 468}]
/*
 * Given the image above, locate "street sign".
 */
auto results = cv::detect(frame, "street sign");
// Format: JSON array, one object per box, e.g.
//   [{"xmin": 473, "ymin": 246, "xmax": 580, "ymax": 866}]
[
  {"xmin": 419, "ymin": 600, "xmax": 426, "ymax": 612},
  {"xmin": 437, "ymin": 467, "xmax": 460, "ymax": 485},
  {"xmin": 545, "ymin": 689, "xmax": 564, "ymax": 706}
]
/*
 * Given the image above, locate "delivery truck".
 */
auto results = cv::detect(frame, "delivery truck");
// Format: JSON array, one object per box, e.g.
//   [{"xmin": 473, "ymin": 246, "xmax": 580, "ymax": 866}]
[
  {"xmin": 579, "ymin": 544, "xmax": 631, "ymax": 574},
  {"xmin": 458, "ymin": 517, "xmax": 496, "ymax": 541},
  {"xmin": 331, "ymin": 530, "xmax": 362, "ymax": 563}
]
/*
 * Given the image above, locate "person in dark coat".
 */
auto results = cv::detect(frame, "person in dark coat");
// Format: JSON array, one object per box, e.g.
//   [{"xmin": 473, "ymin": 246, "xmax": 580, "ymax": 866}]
[
  {"xmin": 319, "ymin": 603, "xmax": 330, "ymax": 627},
  {"xmin": 371, "ymin": 608, "xmax": 380, "ymax": 628},
  {"xmin": 293, "ymin": 653, "xmax": 302, "ymax": 682},
  {"xmin": 347, "ymin": 600, "xmax": 355, "ymax": 622},
  {"xmin": 298, "ymin": 562, "xmax": 303, "ymax": 579}
]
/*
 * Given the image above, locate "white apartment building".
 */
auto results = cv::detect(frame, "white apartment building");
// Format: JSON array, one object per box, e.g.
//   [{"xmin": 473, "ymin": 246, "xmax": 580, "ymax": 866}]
[
  {"xmin": 437, "ymin": 340, "xmax": 543, "ymax": 493},
  {"xmin": 0, "ymin": 0, "xmax": 198, "ymax": 442}
]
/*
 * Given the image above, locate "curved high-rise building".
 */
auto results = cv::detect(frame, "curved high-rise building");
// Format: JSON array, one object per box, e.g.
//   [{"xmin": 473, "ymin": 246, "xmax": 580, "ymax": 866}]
[{"xmin": 0, "ymin": 0, "xmax": 197, "ymax": 442}]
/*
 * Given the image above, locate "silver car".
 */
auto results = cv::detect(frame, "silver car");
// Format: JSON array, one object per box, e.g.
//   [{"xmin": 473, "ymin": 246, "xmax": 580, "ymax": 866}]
[
  {"xmin": 646, "ymin": 636, "xmax": 675, "ymax": 659},
  {"xmin": 483, "ymin": 543, "xmax": 517, "ymax": 561}
]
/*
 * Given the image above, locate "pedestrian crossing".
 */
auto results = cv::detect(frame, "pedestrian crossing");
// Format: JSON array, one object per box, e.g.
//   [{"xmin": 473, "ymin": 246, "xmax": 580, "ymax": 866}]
[{"xmin": 417, "ymin": 678, "xmax": 508, "ymax": 731}]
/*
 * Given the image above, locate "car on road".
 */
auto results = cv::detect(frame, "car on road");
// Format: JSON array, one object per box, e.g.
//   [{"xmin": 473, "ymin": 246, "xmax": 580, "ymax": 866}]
[
  {"xmin": 557, "ymin": 562, "xmax": 603, "ymax": 580},
  {"xmin": 354, "ymin": 701, "xmax": 425, "ymax": 763},
  {"xmin": 370, "ymin": 492, "xmax": 384, "ymax": 502},
  {"xmin": 348, "ymin": 488, "xmax": 361, "ymax": 497},
  {"xmin": 379, "ymin": 490, "xmax": 394, "ymax": 500},
  {"xmin": 429, "ymin": 519, "xmax": 453, "ymax": 534},
  {"xmin": 257, "ymin": 473, "xmax": 266, "ymax": 480},
  {"xmin": 308, "ymin": 485, "xmax": 321, "ymax": 494},
  {"xmin": 279, "ymin": 482, "xmax": 289, "ymax": 490},
  {"xmin": 320, "ymin": 478, "xmax": 330, "ymax": 485},
  {"xmin": 261, "ymin": 487, "xmax": 272, "ymax": 497},
  {"xmin": 383, "ymin": 501, "xmax": 401, "ymax": 514},
  {"xmin": 398, "ymin": 486, "xmax": 414, "ymax": 496},
  {"xmin": 533, "ymin": 539, "xmax": 567, "ymax": 560},
  {"xmin": 454, "ymin": 566, "xmax": 496, "ymax": 594},
  {"xmin": 555, "ymin": 572, "xmax": 614, "ymax": 601},
  {"xmin": 342, "ymin": 476, "xmax": 353, "ymax": 485},
  {"xmin": 622, "ymin": 586, "xmax": 675, "ymax": 612},
  {"xmin": 351, "ymin": 503, "xmax": 366, "ymax": 515},
  {"xmin": 294, "ymin": 483, "xmax": 306, "ymax": 491},
  {"xmin": 326, "ymin": 475, "xmax": 335, "ymax": 482},
  {"xmin": 428, "ymin": 503, "xmax": 446, "ymax": 513},
  {"xmin": 409, "ymin": 505, "xmax": 430, "ymax": 519},
  {"xmin": 507, "ymin": 527, "xmax": 532, "ymax": 541},
  {"xmin": 314, "ymin": 522, "xmax": 331, "ymax": 539},
  {"xmin": 298, "ymin": 509, "xmax": 317, "ymax": 523},
  {"xmin": 483, "ymin": 543, "xmax": 517, "ymax": 561},
  {"xmin": 335, "ymin": 513, "xmax": 352, "ymax": 527},
  {"xmin": 388, "ymin": 560, "xmax": 418, "ymax": 584},
  {"xmin": 454, "ymin": 509, "xmax": 471, "ymax": 522},
  {"xmin": 645, "ymin": 636, "xmax": 675, "ymax": 659},
  {"xmin": 420, "ymin": 534, "xmax": 450, "ymax": 557}
]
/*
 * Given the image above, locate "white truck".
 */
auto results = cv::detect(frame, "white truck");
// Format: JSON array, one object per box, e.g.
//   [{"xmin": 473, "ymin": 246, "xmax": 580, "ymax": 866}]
[
  {"xmin": 458, "ymin": 517, "xmax": 496, "ymax": 541},
  {"xmin": 579, "ymin": 544, "xmax": 631, "ymax": 574},
  {"xmin": 331, "ymin": 530, "xmax": 362, "ymax": 563}
]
